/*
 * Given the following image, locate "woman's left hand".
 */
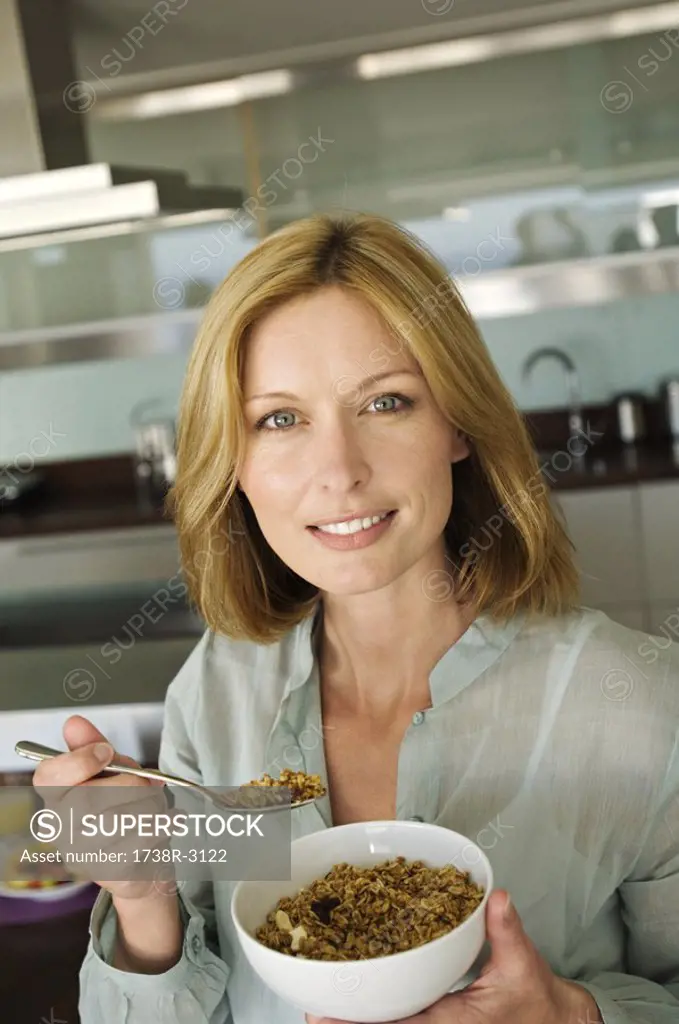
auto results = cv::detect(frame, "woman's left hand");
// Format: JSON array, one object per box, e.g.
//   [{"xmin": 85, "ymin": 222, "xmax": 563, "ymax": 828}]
[{"xmin": 306, "ymin": 889, "xmax": 602, "ymax": 1024}]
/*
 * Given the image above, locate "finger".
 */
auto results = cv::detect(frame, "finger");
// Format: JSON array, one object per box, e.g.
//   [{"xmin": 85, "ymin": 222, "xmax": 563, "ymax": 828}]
[
  {"xmin": 76, "ymin": 776, "xmax": 171, "ymax": 813},
  {"xmin": 487, "ymin": 888, "xmax": 523, "ymax": 935},
  {"xmin": 61, "ymin": 712, "xmax": 151, "ymax": 770},
  {"xmin": 483, "ymin": 889, "xmax": 534, "ymax": 978},
  {"xmin": 63, "ymin": 715, "xmax": 150, "ymax": 773},
  {"xmin": 304, "ymin": 1019, "xmax": 385, "ymax": 1024},
  {"xmin": 33, "ymin": 740, "xmax": 116, "ymax": 789},
  {"xmin": 62, "ymin": 714, "xmax": 110, "ymax": 750},
  {"xmin": 51, "ymin": 792, "xmax": 176, "ymax": 866},
  {"xmin": 305, "ymin": 1017, "xmax": 351, "ymax": 1023},
  {"xmin": 86, "ymin": 772, "xmax": 165, "ymax": 793},
  {"xmin": 305, "ymin": 1017, "xmax": 421, "ymax": 1024}
]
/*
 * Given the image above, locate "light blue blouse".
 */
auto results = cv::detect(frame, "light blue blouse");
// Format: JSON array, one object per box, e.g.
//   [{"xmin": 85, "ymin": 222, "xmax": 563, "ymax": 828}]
[{"xmin": 78, "ymin": 605, "xmax": 679, "ymax": 1023}]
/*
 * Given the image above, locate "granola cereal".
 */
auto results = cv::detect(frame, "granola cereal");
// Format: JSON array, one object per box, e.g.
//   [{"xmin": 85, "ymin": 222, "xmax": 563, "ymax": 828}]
[
  {"xmin": 245, "ymin": 769, "xmax": 326, "ymax": 804},
  {"xmin": 255, "ymin": 856, "xmax": 485, "ymax": 960},
  {"xmin": 216, "ymin": 770, "xmax": 327, "ymax": 810}
]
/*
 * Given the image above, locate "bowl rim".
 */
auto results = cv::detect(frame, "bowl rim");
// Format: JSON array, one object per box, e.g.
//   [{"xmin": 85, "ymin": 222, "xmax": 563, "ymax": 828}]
[{"xmin": 230, "ymin": 819, "xmax": 494, "ymax": 968}]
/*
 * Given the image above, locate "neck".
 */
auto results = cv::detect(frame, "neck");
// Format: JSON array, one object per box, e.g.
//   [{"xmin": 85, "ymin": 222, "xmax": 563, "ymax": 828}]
[{"xmin": 317, "ymin": 553, "xmax": 475, "ymax": 717}]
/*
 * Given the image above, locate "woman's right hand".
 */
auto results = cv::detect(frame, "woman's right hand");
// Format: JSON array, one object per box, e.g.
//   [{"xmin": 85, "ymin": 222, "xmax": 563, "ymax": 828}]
[{"xmin": 32, "ymin": 713, "xmax": 175, "ymax": 903}]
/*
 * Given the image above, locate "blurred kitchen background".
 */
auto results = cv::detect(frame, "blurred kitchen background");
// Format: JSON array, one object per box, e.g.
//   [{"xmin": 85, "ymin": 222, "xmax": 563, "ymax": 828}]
[{"xmin": 1, "ymin": 0, "xmax": 679, "ymax": 1014}]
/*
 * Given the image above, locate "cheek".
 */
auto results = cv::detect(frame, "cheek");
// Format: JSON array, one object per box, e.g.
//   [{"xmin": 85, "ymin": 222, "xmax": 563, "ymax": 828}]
[
  {"xmin": 400, "ymin": 430, "xmax": 454, "ymax": 485},
  {"xmin": 240, "ymin": 446, "xmax": 306, "ymax": 515},
  {"xmin": 408, "ymin": 440, "xmax": 455, "ymax": 520}
]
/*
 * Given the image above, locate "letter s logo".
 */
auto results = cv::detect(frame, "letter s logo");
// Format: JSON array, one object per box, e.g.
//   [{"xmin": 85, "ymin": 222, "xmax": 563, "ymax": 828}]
[{"xmin": 30, "ymin": 809, "xmax": 63, "ymax": 842}]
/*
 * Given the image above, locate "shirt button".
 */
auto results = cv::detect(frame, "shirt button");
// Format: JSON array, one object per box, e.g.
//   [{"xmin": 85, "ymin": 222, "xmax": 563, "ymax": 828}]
[
  {"xmin": 412, "ymin": 711, "xmax": 425, "ymax": 726},
  {"xmin": 191, "ymin": 936, "xmax": 202, "ymax": 955},
  {"xmin": 407, "ymin": 815, "xmax": 424, "ymax": 822}
]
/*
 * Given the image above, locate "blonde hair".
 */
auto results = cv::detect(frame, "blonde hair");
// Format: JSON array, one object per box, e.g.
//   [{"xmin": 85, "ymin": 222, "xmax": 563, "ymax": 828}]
[{"xmin": 166, "ymin": 211, "xmax": 579, "ymax": 643}]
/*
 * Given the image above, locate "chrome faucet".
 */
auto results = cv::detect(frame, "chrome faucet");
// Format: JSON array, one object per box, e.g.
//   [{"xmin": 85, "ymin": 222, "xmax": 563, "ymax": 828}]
[{"xmin": 521, "ymin": 347, "xmax": 584, "ymax": 441}]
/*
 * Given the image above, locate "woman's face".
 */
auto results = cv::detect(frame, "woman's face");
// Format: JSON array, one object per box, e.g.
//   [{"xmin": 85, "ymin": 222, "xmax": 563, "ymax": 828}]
[{"xmin": 238, "ymin": 286, "xmax": 469, "ymax": 596}]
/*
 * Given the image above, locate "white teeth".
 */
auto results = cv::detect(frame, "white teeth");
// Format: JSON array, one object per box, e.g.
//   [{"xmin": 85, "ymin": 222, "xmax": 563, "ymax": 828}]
[{"xmin": 316, "ymin": 512, "xmax": 390, "ymax": 535}]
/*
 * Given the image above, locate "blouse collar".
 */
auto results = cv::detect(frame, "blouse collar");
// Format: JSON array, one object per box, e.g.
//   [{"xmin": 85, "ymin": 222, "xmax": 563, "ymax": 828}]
[{"xmin": 283, "ymin": 600, "xmax": 525, "ymax": 709}]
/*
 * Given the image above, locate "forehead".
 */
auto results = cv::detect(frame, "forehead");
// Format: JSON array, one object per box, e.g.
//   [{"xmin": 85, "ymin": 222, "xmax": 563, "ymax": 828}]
[{"xmin": 243, "ymin": 287, "xmax": 417, "ymax": 389}]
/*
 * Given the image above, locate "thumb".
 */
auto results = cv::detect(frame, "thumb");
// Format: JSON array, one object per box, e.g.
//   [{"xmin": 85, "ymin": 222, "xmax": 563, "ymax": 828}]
[
  {"xmin": 63, "ymin": 714, "xmax": 110, "ymax": 751},
  {"xmin": 481, "ymin": 890, "xmax": 533, "ymax": 977},
  {"xmin": 62, "ymin": 715, "xmax": 140, "ymax": 769}
]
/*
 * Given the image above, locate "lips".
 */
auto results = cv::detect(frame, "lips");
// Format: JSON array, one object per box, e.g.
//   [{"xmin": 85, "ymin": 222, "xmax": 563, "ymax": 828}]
[{"xmin": 308, "ymin": 510, "xmax": 397, "ymax": 550}]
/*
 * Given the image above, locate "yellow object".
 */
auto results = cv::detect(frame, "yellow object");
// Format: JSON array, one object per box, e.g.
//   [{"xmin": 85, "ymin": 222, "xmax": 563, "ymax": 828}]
[{"xmin": 0, "ymin": 787, "xmax": 35, "ymax": 836}]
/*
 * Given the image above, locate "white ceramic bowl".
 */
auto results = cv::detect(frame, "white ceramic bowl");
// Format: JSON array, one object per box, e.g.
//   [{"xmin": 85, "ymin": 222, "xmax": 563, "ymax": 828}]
[{"xmin": 231, "ymin": 820, "xmax": 493, "ymax": 1023}]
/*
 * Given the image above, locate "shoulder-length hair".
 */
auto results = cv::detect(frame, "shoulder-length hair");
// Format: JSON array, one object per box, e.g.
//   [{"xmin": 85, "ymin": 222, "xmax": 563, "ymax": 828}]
[{"xmin": 166, "ymin": 211, "xmax": 579, "ymax": 643}]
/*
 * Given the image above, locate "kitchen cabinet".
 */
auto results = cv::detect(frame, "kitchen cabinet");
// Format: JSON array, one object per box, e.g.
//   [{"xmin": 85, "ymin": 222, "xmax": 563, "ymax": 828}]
[
  {"xmin": 0, "ymin": 523, "xmax": 180, "ymax": 598},
  {"xmin": 0, "ymin": 640, "xmax": 196, "ymax": 721},
  {"xmin": 595, "ymin": 605, "xmax": 647, "ymax": 631},
  {"xmin": 0, "ymin": 522, "xmax": 205, "ymax": 732},
  {"xmin": 555, "ymin": 480, "xmax": 679, "ymax": 636},
  {"xmin": 554, "ymin": 485, "xmax": 645, "ymax": 616},
  {"xmin": 638, "ymin": 482, "xmax": 679, "ymax": 604}
]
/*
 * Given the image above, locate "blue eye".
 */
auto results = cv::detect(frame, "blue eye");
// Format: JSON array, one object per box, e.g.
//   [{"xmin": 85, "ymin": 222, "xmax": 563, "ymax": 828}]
[
  {"xmin": 369, "ymin": 393, "xmax": 413, "ymax": 414},
  {"xmin": 373, "ymin": 396, "xmax": 397, "ymax": 412},
  {"xmin": 257, "ymin": 410, "xmax": 297, "ymax": 431}
]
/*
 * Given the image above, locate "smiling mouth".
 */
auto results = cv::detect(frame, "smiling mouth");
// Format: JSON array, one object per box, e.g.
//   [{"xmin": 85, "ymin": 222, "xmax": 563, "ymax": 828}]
[{"xmin": 308, "ymin": 510, "xmax": 396, "ymax": 536}]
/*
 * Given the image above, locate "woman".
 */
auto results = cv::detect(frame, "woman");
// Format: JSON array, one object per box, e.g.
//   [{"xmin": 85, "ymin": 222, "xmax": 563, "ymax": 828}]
[{"xmin": 39, "ymin": 213, "xmax": 678, "ymax": 1023}]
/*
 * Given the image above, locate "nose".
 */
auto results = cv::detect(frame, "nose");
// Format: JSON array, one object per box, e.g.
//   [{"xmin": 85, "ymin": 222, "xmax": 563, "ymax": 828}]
[{"xmin": 312, "ymin": 416, "xmax": 371, "ymax": 495}]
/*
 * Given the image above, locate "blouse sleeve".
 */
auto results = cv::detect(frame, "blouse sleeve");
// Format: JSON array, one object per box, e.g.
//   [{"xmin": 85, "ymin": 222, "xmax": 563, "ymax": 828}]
[
  {"xmin": 78, "ymin": 634, "xmax": 233, "ymax": 1023},
  {"xmin": 577, "ymin": 646, "xmax": 679, "ymax": 1023}
]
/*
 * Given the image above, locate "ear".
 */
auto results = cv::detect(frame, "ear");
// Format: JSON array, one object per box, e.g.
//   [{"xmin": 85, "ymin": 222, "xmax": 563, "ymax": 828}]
[{"xmin": 450, "ymin": 428, "xmax": 471, "ymax": 464}]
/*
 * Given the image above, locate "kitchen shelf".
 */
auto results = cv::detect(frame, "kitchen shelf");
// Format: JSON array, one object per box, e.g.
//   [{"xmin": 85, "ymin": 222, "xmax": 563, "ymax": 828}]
[
  {"xmin": 462, "ymin": 243, "xmax": 679, "ymax": 319},
  {"xmin": 0, "ymin": 206, "xmax": 245, "ymax": 255},
  {"xmin": 0, "ymin": 308, "xmax": 203, "ymax": 370},
  {"xmin": 2, "ymin": 244, "xmax": 679, "ymax": 368}
]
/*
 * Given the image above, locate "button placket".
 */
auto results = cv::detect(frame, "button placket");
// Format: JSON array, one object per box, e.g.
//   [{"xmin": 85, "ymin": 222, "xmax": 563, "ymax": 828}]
[{"xmin": 401, "ymin": 708, "xmax": 432, "ymax": 819}]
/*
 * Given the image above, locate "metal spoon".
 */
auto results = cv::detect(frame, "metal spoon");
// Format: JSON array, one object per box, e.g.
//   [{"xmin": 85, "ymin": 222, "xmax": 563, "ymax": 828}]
[{"xmin": 14, "ymin": 740, "xmax": 324, "ymax": 813}]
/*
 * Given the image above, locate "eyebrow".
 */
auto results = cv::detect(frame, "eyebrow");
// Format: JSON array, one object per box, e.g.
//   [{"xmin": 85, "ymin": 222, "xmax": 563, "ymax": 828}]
[{"xmin": 245, "ymin": 368, "xmax": 422, "ymax": 404}]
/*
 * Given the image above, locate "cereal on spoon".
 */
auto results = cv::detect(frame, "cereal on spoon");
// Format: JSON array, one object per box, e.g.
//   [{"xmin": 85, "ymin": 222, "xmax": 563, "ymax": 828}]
[
  {"xmin": 246, "ymin": 769, "xmax": 326, "ymax": 804},
  {"xmin": 218, "ymin": 769, "xmax": 327, "ymax": 809}
]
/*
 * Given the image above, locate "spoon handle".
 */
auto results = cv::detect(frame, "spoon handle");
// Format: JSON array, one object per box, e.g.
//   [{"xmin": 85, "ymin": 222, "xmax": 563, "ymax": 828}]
[
  {"xmin": 14, "ymin": 740, "xmax": 198, "ymax": 789},
  {"xmin": 15, "ymin": 740, "xmax": 318, "ymax": 810}
]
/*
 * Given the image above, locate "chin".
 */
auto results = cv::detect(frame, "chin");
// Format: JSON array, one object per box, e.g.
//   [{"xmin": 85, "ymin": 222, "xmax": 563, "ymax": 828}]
[{"xmin": 307, "ymin": 562, "xmax": 403, "ymax": 597}]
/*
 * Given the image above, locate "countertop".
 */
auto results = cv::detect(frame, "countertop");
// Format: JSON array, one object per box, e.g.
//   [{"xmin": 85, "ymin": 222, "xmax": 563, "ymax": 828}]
[
  {"xmin": 0, "ymin": 491, "xmax": 169, "ymax": 538},
  {"xmin": 0, "ymin": 590, "xmax": 203, "ymax": 648},
  {"xmin": 0, "ymin": 454, "xmax": 171, "ymax": 539},
  {"xmin": 535, "ymin": 440, "xmax": 679, "ymax": 490}
]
